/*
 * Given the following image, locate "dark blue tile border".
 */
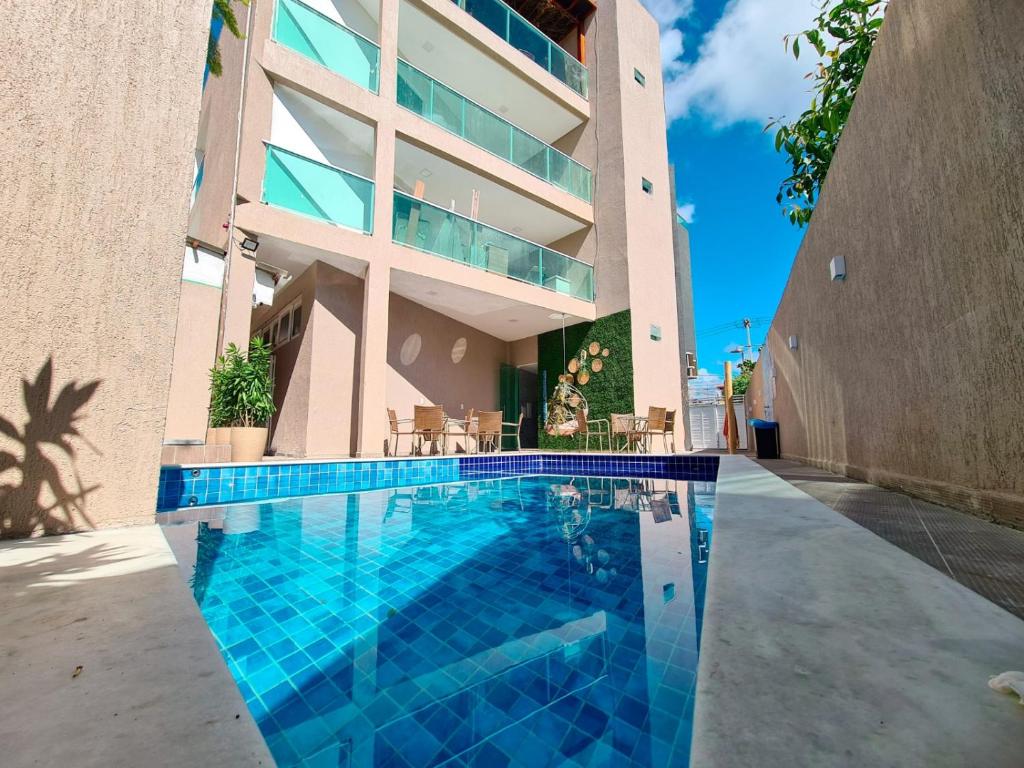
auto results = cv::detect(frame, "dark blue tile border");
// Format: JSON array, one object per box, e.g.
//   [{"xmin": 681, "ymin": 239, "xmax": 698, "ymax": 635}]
[{"xmin": 157, "ymin": 453, "xmax": 719, "ymax": 512}]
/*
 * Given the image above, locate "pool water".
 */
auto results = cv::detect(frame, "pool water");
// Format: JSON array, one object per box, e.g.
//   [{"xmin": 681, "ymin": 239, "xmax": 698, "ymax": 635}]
[{"xmin": 161, "ymin": 474, "xmax": 715, "ymax": 767}]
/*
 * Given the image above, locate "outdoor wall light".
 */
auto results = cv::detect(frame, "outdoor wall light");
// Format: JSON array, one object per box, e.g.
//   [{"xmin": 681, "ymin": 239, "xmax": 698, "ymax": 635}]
[
  {"xmin": 241, "ymin": 236, "xmax": 259, "ymax": 252},
  {"xmin": 788, "ymin": 335, "xmax": 799, "ymax": 350},
  {"xmin": 830, "ymin": 255, "xmax": 846, "ymax": 281},
  {"xmin": 650, "ymin": 324, "xmax": 662, "ymax": 341}
]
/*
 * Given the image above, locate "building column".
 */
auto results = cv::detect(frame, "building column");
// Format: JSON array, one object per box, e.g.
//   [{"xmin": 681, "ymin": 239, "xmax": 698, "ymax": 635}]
[
  {"xmin": 217, "ymin": 239, "xmax": 256, "ymax": 354},
  {"xmin": 355, "ymin": 261, "xmax": 391, "ymax": 456}
]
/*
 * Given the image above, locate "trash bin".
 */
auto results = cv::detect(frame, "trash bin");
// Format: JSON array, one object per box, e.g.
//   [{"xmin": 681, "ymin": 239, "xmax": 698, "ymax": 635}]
[{"xmin": 749, "ymin": 419, "xmax": 780, "ymax": 460}]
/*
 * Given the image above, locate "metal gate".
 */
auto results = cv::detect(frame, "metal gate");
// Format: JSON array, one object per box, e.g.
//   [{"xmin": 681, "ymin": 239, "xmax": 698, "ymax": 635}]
[{"xmin": 687, "ymin": 397, "xmax": 747, "ymax": 451}]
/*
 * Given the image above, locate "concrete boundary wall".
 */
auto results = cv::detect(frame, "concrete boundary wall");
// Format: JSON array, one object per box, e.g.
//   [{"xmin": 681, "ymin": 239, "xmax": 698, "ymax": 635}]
[
  {"xmin": 0, "ymin": 2, "xmax": 210, "ymax": 536},
  {"xmin": 746, "ymin": 0, "xmax": 1024, "ymax": 526}
]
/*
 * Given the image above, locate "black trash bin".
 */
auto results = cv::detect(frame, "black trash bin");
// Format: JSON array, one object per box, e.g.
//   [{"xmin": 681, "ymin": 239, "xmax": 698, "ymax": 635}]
[{"xmin": 750, "ymin": 419, "xmax": 780, "ymax": 460}]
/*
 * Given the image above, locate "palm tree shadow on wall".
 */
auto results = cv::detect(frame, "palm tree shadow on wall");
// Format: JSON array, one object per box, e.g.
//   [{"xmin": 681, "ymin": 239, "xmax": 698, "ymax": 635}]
[{"xmin": 0, "ymin": 358, "xmax": 101, "ymax": 539}]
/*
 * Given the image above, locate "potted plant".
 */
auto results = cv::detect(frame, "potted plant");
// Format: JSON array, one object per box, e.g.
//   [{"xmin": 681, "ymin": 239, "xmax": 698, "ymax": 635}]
[
  {"xmin": 206, "ymin": 353, "xmax": 232, "ymax": 445},
  {"xmin": 224, "ymin": 338, "xmax": 275, "ymax": 463}
]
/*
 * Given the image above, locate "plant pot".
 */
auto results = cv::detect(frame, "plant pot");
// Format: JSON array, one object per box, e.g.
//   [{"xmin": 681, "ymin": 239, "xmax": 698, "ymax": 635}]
[
  {"xmin": 230, "ymin": 427, "xmax": 268, "ymax": 463},
  {"xmin": 206, "ymin": 426, "xmax": 231, "ymax": 445}
]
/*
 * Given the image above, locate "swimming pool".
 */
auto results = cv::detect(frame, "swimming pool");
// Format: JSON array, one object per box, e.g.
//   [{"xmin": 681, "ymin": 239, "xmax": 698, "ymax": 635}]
[{"xmin": 161, "ymin": 472, "xmax": 716, "ymax": 767}]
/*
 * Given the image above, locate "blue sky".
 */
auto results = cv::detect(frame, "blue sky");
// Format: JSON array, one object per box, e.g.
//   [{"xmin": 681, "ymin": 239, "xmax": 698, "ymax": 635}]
[{"xmin": 643, "ymin": 0, "xmax": 822, "ymax": 382}]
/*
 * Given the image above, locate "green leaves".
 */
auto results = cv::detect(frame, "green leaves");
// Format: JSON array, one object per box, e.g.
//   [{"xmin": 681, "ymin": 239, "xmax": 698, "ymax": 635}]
[
  {"xmin": 767, "ymin": 0, "xmax": 887, "ymax": 227},
  {"xmin": 208, "ymin": 338, "xmax": 276, "ymax": 429},
  {"xmin": 207, "ymin": 0, "xmax": 250, "ymax": 78}
]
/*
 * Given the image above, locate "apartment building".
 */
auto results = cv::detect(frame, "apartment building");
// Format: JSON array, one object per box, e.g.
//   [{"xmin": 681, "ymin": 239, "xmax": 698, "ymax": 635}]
[{"xmin": 163, "ymin": 0, "xmax": 687, "ymax": 458}]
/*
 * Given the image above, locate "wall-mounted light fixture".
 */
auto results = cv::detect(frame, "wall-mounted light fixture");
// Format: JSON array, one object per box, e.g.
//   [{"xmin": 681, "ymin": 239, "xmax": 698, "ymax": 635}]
[
  {"xmin": 241, "ymin": 236, "xmax": 259, "ymax": 253},
  {"xmin": 788, "ymin": 335, "xmax": 799, "ymax": 350},
  {"xmin": 650, "ymin": 324, "xmax": 662, "ymax": 341},
  {"xmin": 830, "ymin": 255, "xmax": 846, "ymax": 282}
]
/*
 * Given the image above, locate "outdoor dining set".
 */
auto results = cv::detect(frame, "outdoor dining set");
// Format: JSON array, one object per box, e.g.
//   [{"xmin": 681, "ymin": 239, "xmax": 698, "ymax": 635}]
[{"xmin": 386, "ymin": 405, "xmax": 677, "ymax": 456}]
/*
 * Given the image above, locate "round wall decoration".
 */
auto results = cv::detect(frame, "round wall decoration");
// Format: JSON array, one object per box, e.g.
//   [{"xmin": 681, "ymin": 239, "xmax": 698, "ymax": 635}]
[
  {"xmin": 589, "ymin": 342, "xmax": 601, "ymax": 355},
  {"xmin": 568, "ymin": 358, "xmax": 579, "ymax": 373},
  {"xmin": 565, "ymin": 373, "xmax": 575, "ymax": 384},
  {"xmin": 591, "ymin": 358, "xmax": 603, "ymax": 373},
  {"xmin": 602, "ymin": 348, "xmax": 610, "ymax": 357},
  {"xmin": 578, "ymin": 371, "xmax": 591, "ymax": 385}
]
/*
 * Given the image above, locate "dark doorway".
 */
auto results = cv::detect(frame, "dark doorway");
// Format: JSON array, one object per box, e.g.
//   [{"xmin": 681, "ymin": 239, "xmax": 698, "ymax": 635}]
[{"xmin": 518, "ymin": 365, "xmax": 539, "ymax": 449}]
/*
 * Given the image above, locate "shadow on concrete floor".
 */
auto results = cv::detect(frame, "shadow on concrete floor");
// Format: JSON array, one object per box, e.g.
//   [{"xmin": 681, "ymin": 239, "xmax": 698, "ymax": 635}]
[{"xmin": 754, "ymin": 458, "xmax": 1024, "ymax": 620}]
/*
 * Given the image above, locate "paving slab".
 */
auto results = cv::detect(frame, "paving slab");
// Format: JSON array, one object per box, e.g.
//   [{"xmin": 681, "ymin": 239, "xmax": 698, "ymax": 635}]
[
  {"xmin": 0, "ymin": 526, "xmax": 274, "ymax": 767},
  {"xmin": 694, "ymin": 456, "xmax": 1024, "ymax": 768}
]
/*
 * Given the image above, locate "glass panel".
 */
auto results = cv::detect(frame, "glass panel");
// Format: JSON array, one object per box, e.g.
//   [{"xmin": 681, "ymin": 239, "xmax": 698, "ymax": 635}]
[
  {"xmin": 273, "ymin": 0, "xmax": 380, "ymax": 92},
  {"xmin": 463, "ymin": 0, "xmax": 507, "ymax": 39},
  {"xmin": 263, "ymin": 145, "xmax": 374, "ymax": 232},
  {"xmin": 392, "ymin": 191, "xmax": 593, "ymax": 301},
  {"xmin": 511, "ymin": 129, "xmax": 548, "ymax": 179},
  {"xmin": 507, "ymin": 13, "xmax": 550, "ymax": 72},
  {"xmin": 396, "ymin": 60, "xmax": 430, "ymax": 115},
  {"xmin": 547, "ymin": 150, "xmax": 570, "ymax": 193},
  {"xmin": 464, "ymin": 100, "xmax": 512, "ymax": 158},
  {"xmin": 430, "ymin": 81, "xmax": 463, "ymax": 134}
]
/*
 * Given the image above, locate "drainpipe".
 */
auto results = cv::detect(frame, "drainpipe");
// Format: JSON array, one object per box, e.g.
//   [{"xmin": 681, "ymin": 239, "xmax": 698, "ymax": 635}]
[{"xmin": 215, "ymin": 0, "xmax": 258, "ymax": 355}]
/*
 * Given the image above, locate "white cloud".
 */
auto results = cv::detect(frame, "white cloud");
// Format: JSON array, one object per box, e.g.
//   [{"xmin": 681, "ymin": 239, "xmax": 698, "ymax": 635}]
[
  {"xmin": 663, "ymin": 0, "xmax": 821, "ymax": 127},
  {"xmin": 676, "ymin": 202, "xmax": 696, "ymax": 223},
  {"xmin": 642, "ymin": 0, "xmax": 696, "ymax": 30}
]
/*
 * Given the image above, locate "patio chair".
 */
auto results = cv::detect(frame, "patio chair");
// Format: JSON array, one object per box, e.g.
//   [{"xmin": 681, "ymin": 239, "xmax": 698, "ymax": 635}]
[
  {"xmin": 575, "ymin": 408, "xmax": 610, "ymax": 451},
  {"xmin": 610, "ymin": 413, "xmax": 637, "ymax": 452},
  {"xmin": 628, "ymin": 407, "xmax": 666, "ymax": 453},
  {"xmin": 414, "ymin": 404, "xmax": 447, "ymax": 455},
  {"xmin": 647, "ymin": 409, "xmax": 676, "ymax": 453},
  {"xmin": 475, "ymin": 411, "xmax": 503, "ymax": 453},
  {"xmin": 502, "ymin": 412, "xmax": 524, "ymax": 452},
  {"xmin": 448, "ymin": 408, "xmax": 475, "ymax": 453},
  {"xmin": 387, "ymin": 408, "xmax": 415, "ymax": 457}
]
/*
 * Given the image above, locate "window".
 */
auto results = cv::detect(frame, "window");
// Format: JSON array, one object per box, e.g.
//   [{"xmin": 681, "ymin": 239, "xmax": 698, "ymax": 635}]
[
  {"xmin": 641, "ymin": 178, "xmax": 653, "ymax": 195},
  {"xmin": 291, "ymin": 304, "xmax": 302, "ymax": 336},
  {"xmin": 278, "ymin": 311, "xmax": 291, "ymax": 343},
  {"xmin": 634, "ymin": 68, "xmax": 646, "ymax": 86},
  {"xmin": 255, "ymin": 299, "xmax": 304, "ymax": 350}
]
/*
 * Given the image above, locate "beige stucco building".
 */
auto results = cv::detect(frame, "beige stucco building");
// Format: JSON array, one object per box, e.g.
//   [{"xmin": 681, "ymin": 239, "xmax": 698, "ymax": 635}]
[{"xmin": 165, "ymin": 0, "xmax": 686, "ymax": 459}]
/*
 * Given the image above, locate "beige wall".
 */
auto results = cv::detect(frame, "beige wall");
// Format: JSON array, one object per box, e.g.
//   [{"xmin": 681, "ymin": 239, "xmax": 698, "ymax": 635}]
[
  {"xmin": 749, "ymin": 0, "xmax": 1024, "ymax": 526},
  {"xmin": 253, "ymin": 262, "xmax": 512, "ymax": 457},
  {"xmin": 0, "ymin": 1, "xmax": 209, "ymax": 536},
  {"xmin": 163, "ymin": 281, "xmax": 222, "ymax": 442}
]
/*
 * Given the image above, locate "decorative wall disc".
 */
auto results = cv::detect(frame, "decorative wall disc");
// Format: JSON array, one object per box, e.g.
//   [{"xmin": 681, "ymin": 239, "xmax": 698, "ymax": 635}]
[
  {"xmin": 589, "ymin": 342, "xmax": 601, "ymax": 355},
  {"xmin": 591, "ymin": 358, "xmax": 603, "ymax": 373},
  {"xmin": 578, "ymin": 371, "xmax": 591, "ymax": 385},
  {"xmin": 602, "ymin": 348, "xmax": 610, "ymax": 357},
  {"xmin": 565, "ymin": 373, "xmax": 574, "ymax": 384},
  {"xmin": 568, "ymin": 358, "xmax": 579, "ymax": 373}
]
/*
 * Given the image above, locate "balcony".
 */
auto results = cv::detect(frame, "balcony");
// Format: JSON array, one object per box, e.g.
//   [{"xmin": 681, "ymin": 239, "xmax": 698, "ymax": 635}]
[
  {"xmin": 397, "ymin": 60, "xmax": 592, "ymax": 202},
  {"xmin": 263, "ymin": 143, "xmax": 375, "ymax": 233},
  {"xmin": 451, "ymin": 0, "xmax": 588, "ymax": 98},
  {"xmin": 272, "ymin": 0, "xmax": 381, "ymax": 93},
  {"xmin": 392, "ymin": 191, "xmax": 594, "ymax": 300}
]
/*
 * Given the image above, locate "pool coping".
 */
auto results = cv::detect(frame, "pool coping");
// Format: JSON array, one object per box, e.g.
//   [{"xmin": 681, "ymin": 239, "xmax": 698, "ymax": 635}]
[{"xmin": 695, "ymin": 456, "xmax": 1024, "ymax": 767}]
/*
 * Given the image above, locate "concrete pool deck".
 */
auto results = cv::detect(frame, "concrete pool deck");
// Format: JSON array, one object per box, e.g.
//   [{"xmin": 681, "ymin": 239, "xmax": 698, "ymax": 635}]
[
  {"xmin": 0, "ymin": 526, "xmax": 274, "ymax": 768},
  {"xmin": 695, "ymin": 456, "xmax": 1024, "ymax": 767}
]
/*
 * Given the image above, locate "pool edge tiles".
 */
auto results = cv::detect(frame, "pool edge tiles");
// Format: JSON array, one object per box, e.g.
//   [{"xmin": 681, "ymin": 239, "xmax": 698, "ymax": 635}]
[{"xmin": 157, "ymin": 453, "xmax": 720, "ymax": 511}]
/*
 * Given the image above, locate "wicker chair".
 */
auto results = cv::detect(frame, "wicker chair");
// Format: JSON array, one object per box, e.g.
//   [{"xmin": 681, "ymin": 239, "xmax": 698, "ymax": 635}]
[
  {"xmin": 475, "ymin": 411, "xmax": 503, "ymax": 453},
  {"xmin": 387, "ymin": 408, "xmax": 417, "ymax": 457},
  {"xmin": 645, "ymin": 409, "xmax": 676, "ymax": 453},
  {"xmin": 633, "ymin": 407, "xmax": 667, "ymax": 453},
  {"xmin": 413, "ymin": 404, "xmax": 447, "ymax": 455},
  {"xmin": 575, "ymin": 408, "xmax": 610, "ymax": 451}
]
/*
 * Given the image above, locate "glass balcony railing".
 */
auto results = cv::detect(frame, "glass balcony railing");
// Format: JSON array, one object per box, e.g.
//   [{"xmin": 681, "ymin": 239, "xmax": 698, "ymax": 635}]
[
  {"xmin": 392, "ymin": 191, "xmax": 594, "ymax": 301},
  {"xmin": 397, "ymin": 61, "xmax": 592, "ymax": 203},
  {"xmin": 273, "ymin": 0, "xmax": 380, "ymax": 93},
  {"xmin": 452, "ymin": 0, "xmax": 588, "ymax": 99},
  {"xmin": 263, "ymin": 143, "xmax": 375, "ymax": 233}
]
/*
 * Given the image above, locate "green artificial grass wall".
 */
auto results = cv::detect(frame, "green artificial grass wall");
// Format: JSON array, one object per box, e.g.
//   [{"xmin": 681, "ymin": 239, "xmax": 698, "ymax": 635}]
[{"xmin": 537, "ymin": 309, "xmax": 634, "ymax": 449}]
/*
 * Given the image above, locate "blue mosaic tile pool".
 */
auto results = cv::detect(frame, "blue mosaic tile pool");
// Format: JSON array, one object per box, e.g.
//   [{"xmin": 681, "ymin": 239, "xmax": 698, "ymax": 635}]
[{"xmin": 161, "ymin": 474, "xmax": 716, "ymax": 767}]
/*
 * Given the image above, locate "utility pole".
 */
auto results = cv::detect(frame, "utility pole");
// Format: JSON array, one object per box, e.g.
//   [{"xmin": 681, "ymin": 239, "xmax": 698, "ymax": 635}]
[{"xmin": 743, "ymin": 318, "xmax": 753, "ymax": 362}]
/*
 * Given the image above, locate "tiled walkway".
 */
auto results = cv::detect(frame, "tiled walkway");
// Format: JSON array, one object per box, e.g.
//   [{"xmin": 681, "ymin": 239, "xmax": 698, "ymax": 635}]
[{"xmin": 754, "ymin": 458, "xmax": 1024, "ymax": 619}]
